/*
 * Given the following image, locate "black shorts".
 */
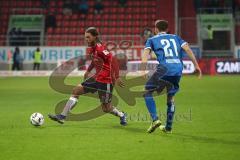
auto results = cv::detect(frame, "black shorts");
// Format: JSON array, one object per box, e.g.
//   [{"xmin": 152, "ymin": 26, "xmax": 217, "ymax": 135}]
[{"xmin": 81, "ymin": 77, "xmax": 113, "ymax": 104}]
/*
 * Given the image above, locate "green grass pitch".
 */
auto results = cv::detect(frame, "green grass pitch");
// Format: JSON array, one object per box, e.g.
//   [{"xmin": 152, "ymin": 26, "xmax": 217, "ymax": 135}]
[{"xmin": 0, "ymin": 75, "xmax": 240, "ymax": 160}]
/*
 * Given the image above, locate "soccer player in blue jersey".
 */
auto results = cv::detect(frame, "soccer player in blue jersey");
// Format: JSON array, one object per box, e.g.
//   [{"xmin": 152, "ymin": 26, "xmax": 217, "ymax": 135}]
[{"xmin": 141, "ymin": 20, "xmax": 202, "ymax": 133}]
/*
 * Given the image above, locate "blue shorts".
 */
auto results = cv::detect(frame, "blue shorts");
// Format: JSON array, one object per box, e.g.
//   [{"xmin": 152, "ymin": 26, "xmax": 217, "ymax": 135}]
[{"xmin": 145, "ymin": 71, "xmax": 181, "ymax": 96}]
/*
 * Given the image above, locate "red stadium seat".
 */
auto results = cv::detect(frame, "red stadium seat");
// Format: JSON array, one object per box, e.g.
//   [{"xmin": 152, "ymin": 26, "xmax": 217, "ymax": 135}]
[
  {"xmin": 63, "ymin": 15, "xmax": 71, "ymax": 21},
  {"xmin": 11, "ymin": 1, "xmax": 17, "ymax": 8},
  {"xmin": 2, "ymin": 14, "xmax": 9, "ymax": 21},
  {"xmin": 126, "ymin": 14, "xmax": 132, "ymax": 20},
  {"xmin": 95, "ymin": 14, "xmax": 101, "ymax": 20},
  {"xmin": 56, "ymin": 21, "xmax": 62, "ymax": 27},
  {"xmin": 93, "ymin": 21, "xmax": 100, "ymax": 27},
  {"xmin": 103, "ymin": 21, "xmax": 108, "ymax": 27},
  {"xmin": 135, "ymin": 8, "xmax": 141, "ymax": 14},
  {"xmin": 54, "ymin": 28, "xmax": 62, "ymax": 34},
  {"xmin": 119, "ymin": 28, "xmax": 124, "ymax": 34},
  {"xmin": 47, "ymin": 35, "xmax": 54, "ymax": 41},
  {"xmin": 63, "ymin": 28, "xmax": 69, "ymax": 34},
  {"xmin": 54, "ymin": 35, "xmax": 61, "ymax": 41},
  {"xmin": 87, "ymin": 21, "xmax": 94, "ymax": 26},
  {"xmin": 135, "ymin": 1, "xmax": 141, "ymax": 6},
  {"xmin": 35, "ymin": 1, "xmax": 41, "ymax": 7},
  {"xmin": 128, "ymin": 1, "xmax": 134, "ymax": 7},
  {"xmin": 111, "ymin": 14, "xmax": 117, "ymax": 20},
  {"xmin": 103, "ymin": 14, "xmax": 109, "ymax": 20},
  {"xmin": 56, "ymin": 15, "xmax": 63, "ymax": 21},
  {"xmin": 56, "ymin": 8, "xmax": 63, "ymax": 14},
  {"xmin": 72, "ymin": 14, "xmax": 78, "ymax": 20},
  {"xmin": 57, "ymin": 1, "xmax": 64, "ymax": 7},
  {"xmin": 50, "ymin": 1, "xmax": 56, "ymax": 7},
  {"xmin": 119, "ymin": 14, "xmax": 125, "ymax": 20},
  {"xmin": 2, "ymin": 1, "xmax": 9, "ymax": 7},
  {"xmin": 2, "ymin": 8, "xmax": 9, "ymax": 14},
  {"xmin": 110, "ymin": 7, "xmax": 117, "ymax": 13},
  {"xmin": 104, "ymin": 1, "xmax": 111, "ymax": 7},
  {"xmin": 0, "ymin": 0, "xmax": 171, "ymax": 46},
  {"xmin": 78, "ymin": 21, "xmax": 85, "ymax": 27},
  {"xmin": 87, "ymin": 14, "xmax": 94, "ymax": 20},
  {"xmin": 71, "ymin": 21, "xmax": 78, "ymax": 27},
  {"xmin": 70, "ymin": 41, "xmax": 77, "ymax": 46},
  {"xmin": 18, "ymin": 1, "xmax": 25, "ymax": 8},
  {"xmin": 111, "ymin": 21, "xmax": 117, "ymax": 27},
  {"xmin": 63, "ymin": 21, "xmax": 70, "ymax": 27},
  {"xmin": 47, "ymin": 28, "xmax": 54, "ymax": 34},
  {"xmin": 70, "ymin": 28, "xmax": 77, "ymax": 34},
  {"xmin": 118, "ymin": 8, "xmax": 125, "ymax": 14},
  {"xmin": 49, "ymin": 8, "xmax": 56, "ymax": 13},
  {"xmin": 119, "ymin": 21, "xmax": 124, "ymax": 27}
]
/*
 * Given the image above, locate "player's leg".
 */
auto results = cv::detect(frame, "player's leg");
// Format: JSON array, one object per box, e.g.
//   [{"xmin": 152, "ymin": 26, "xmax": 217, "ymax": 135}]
[
  {"xmin": 48, "ymin": 77, "xmax": 97, "ymax": 124},
  {"xmin": 101, "ymin": 103, "xmax": 127, "ymax": 126},
  {"xmin": 144, "ymin": 90, "xmax": 161, "ymax": 133},
  {"xmin": 159, "ymin": 95, "xmax": 175, "ymax": 133},
  {"xmin": 144, "ymin": 91, "xmax": 158, "ymax": 121},
  {"xmin": 37, "ymin": 63, "xmax": 40, "ymax": 70},
  {"xmin": 144, "ymin": 72, "xmax": 162, "ymax": 133},
  {"xmin": 98, "ymin": 82, "xmax": 127, "ymax": 125},
  {"xmin": 12, "ymin": 62, "xmax": 16, "ymax": 70},
  {"xmin": 62, "ymin": 77, "xmax": 99, "ymax": 116},
  {"xmin": 60, "ymin": 84, "xmax": 85, "ymax": 116},
  {"xmin": 16, "ymin": 62, "xmax": 20, "ymax": 70},
  {"xmin": 33, "ymin": 63, "xmax": 36, "ymax": 70},
  {"xmin": 107, "ymin": 101, "xmax": 127, "ymax": 126},
  {"xmin": 48, "ymin": 84, "xmax": 85, "ymax": 124},
  {"xmin": 159, "ymin": 76, "xmax": 181, "ymax": 133}
]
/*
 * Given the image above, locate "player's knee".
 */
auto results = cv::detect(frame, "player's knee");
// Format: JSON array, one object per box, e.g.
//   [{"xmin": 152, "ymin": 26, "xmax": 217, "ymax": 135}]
[
  {"xmin": 144, "ymin": 84, "xmax": 151, "ymax": 91},
  {"xmin": 72, "ymin": 86, "xmax": 84, "ymax": 98},
  {"xmin": 167, "ymin": 95, "xmax": 174, "ymax": 104},
  {"xmin": 101, "ymin": 103, "xmax": 112, "ymax": 113},
  {"xmin": 143, "ymin": 91, "xmax": 153, "ymax": 99},
  {"xmin": 102, "ymin": 107, "xmax": 108, "ymax": 113}
]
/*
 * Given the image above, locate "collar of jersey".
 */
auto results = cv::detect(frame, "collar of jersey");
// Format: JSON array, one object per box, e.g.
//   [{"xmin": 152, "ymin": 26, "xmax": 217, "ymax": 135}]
[{"xmin": 158, "ymin": 32, "xmax": 167, "ymax": 35}]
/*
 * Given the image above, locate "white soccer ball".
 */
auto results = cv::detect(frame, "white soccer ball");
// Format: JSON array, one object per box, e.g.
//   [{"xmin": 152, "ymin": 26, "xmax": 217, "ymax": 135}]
[{"xmin": 30, "ymin": 112, "xmax": 44, "ymax": 126}]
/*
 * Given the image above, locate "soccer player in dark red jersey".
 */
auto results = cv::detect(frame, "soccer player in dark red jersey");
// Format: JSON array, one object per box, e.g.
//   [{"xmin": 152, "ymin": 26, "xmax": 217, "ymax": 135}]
[{"xmin": 48, "ymin": 27, "xmax": 127, "ymax": 125}]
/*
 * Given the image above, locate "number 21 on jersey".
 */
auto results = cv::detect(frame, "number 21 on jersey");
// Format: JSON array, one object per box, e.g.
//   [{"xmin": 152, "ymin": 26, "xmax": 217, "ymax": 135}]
[{"xmin": 160, "ymin": 39, "xmax": 178, "ymax": 57}]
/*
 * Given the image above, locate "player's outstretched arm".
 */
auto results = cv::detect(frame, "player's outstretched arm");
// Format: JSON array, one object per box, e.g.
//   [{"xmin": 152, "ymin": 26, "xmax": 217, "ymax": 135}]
[
  {"xmin": 140, "ymin": 48, "xmax": 151, "ymax": 77},
  {"xmin": 112, "ymin": 56, "xmax": 125, "ymax": 88},
  {"xmin": 84, "ymin": 62, "xmax": 94, "ymax": 80},
  {"xmin": 182, "ymin": 44, "xmax": 202, "ymax": 79}
]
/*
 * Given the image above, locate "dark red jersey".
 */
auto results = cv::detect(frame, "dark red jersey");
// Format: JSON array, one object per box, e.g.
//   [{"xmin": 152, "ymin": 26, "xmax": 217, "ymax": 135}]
[{"xmin": 87, "ymin": 43, "xmax": 119, "ymax": 84}]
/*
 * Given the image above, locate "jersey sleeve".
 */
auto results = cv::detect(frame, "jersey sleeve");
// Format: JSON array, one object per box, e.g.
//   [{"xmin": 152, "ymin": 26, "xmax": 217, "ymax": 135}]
[
  {"xmin": 176, "ymin": 35, "xmax": 187, "ymax": 48},
  {"xmin": 144, "ymin": 38, "xmax": 153, "ymax": 50},
  {"xmin": 96, "ymin": 43, "xmax": 111, "ymax": 61},
  {"xmin": 111, "ymin": 56, "xmax": 120, "ymax": 80},
  {"xmin": 86, "ymin": 61, "xmax": 94, "ymax": 72}
]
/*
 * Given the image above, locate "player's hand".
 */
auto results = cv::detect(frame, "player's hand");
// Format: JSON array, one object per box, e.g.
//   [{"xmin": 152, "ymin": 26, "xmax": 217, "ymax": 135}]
[
  {"xmin": 83, "ymin": 71, "xmax": 90, "ymax": 80},
  {"xmin": 115, "ymin": 78, "xmax": 125, "ymax": 88},
  {"xmin": 195, "ymin": 66, "xmax": 202, "ymax": 79}
]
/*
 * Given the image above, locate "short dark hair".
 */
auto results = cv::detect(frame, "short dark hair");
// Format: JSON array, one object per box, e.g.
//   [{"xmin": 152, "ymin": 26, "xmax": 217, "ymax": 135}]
[
  {"xmin": 155, "ymin": 20, "xmax": 168, "ymax": 32},
  {"xmin": 85, "ymin": 27, "xmax": 99, "ymax": 36}
]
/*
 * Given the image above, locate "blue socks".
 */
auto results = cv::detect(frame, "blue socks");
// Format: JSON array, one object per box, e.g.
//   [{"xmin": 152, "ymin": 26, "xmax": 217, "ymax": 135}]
[
  {"xmin": 144, "ymin": 91, "xmax": 176, "ymax": 129},
  {"xmin": 166, "ymin": 102, "xmax": 175, "ymax": 130},
  {"xmin": 144, "ymin": 93, "xmax": 158, "ymax": 121}
]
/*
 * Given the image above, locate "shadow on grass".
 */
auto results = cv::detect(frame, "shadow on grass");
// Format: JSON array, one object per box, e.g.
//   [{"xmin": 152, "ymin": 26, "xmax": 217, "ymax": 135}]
[
  {"xmin": 172, "ymin": 132, "xmax": 240, "ymax": 146},
  {"xmin": 112, "ymin": 125, "xmax": 146, "ymax": 133}
]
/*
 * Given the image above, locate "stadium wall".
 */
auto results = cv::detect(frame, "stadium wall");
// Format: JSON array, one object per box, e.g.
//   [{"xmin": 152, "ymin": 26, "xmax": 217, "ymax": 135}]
[{"xmin": 1, "ymin": 46, "xmax": 240, "ymax": 76}]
